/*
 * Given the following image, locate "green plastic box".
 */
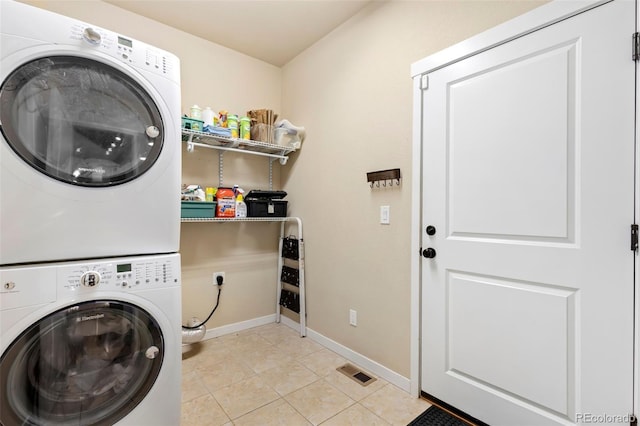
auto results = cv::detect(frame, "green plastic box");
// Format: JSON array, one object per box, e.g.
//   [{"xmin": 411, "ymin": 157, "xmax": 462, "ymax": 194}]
[
  {"xmin": 181, "ymin": 201, "xmax": 216, "ymax": 218},
  {"xmin": 181, "ymin": 116, "xmax": 205, "ymax": 132}
]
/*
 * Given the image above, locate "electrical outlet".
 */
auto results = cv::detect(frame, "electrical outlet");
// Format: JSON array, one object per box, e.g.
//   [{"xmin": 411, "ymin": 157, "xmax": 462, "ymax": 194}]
[
  {"xmin": 349, "ymin": 309, "xmax": 357, "ymax": 327},
  {"xmin": 380, "ymin": 206, "xmax": 390, "ymax": 225},
  {"xmin": 213, "ymin": 272, "xmax": 225, "ymax": 285}
]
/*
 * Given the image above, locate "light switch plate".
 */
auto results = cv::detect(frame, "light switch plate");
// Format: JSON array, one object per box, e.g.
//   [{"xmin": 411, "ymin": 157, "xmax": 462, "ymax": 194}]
[{"xmin": 380, "ymin": 206, "xmax": 390, "ymax": 225}]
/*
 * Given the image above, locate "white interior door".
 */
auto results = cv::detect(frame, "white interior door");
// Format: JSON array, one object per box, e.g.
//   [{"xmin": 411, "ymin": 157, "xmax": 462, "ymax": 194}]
[{"xmin": 420, "ymin": 1, "xmax": 636, "ymax": 424}]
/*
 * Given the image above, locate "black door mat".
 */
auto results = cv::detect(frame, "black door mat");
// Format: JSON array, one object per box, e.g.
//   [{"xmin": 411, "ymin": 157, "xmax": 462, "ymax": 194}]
[{"xmin": 408, "ymin": 405, "xmax": 471, "ymax": 426}]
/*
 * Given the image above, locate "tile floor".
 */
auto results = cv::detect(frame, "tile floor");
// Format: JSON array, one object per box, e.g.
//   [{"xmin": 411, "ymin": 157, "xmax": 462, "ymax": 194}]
[{"xmin": 181, "ymin": 323, "xmax": 431, "ymax": 425}]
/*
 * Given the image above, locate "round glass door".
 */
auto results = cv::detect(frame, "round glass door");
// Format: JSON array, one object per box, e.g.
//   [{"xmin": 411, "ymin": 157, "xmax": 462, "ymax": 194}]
[
  {"xmin": 0, "ymin": 56, "xmax": 164, "ymax": 186},
  {"xmin": 0, "ymin": 300, "xmax": 164, "ymax": 426}
]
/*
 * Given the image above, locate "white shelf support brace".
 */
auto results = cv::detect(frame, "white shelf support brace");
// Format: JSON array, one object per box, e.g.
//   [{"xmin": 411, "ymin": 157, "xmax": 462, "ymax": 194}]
[
  {"xmin": 269, "ymin": 159, "xmax": 274, "ymax": 191},
  {"xmin": 218, "ymin": 151, "xmax": 224, "ymax": 188},
  {"xmin": 186, "ymin": 133, "xmax": 195, "ymax": 153}
]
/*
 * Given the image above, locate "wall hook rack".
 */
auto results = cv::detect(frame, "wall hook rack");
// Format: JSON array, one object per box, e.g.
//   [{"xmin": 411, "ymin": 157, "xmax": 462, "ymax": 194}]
[{"xmin": 367, "ymin": 168, "xmax": 401, "ymax": 188}]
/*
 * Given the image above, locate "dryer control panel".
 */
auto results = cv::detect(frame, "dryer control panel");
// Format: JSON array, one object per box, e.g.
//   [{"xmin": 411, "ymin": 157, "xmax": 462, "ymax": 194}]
[
  {"xmin": 68, "ymin": 23, "xmax": 180, "ymax": 81},
  {"xmin": 0, "ymin": 1, "xmax": 180, "ymax": 83}
]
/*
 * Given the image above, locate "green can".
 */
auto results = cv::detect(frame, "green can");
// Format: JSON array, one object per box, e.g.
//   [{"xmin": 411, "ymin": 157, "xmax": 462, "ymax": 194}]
[
  {"xmin": 227, "ymin": 114, "xmax": 239, "ymax": 138},
  {"xmin": 240, "ymin": 116, "xmax": 251, "ymax": 140}
]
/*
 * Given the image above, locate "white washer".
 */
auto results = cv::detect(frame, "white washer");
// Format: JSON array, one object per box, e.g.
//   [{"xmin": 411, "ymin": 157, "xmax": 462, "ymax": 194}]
[
  {"xmin": 0, "ymin": 1, "xmax": 181, "ymax": 265},
  {"xmin": 0, "ymin": 253, "xmax": 181, "ymax": 425}
]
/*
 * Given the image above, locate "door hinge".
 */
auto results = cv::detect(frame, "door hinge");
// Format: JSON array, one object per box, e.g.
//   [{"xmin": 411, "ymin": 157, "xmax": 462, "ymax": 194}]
[
  {"xmin": 631, "ymin": 224, "xmax": 638, "ymax": 251},
  {"xmin": 420, "ymin": 74, "xmax": 429, "ymax": 90},
  {"xmin": 633, "ymin": 32, "xmax": 640, "ymax": 61}
]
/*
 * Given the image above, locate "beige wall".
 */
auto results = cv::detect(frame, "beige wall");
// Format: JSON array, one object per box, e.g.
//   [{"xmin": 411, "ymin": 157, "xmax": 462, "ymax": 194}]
[
  {"xmin": 281, "ymin": 0, "xmax": 545, "ymax": 378},
  {"xmin": 20, "ymin": 0, "xmax": 285, "ymax": 329},
  {"xmin": 19, "ymin": 0, "xmax": 545, "ymax": 381}
]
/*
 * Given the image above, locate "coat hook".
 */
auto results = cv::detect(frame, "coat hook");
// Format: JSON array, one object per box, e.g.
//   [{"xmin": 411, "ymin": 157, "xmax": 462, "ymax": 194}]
[
  {"xmin": 376, "ymin": 181, "xmax": 380, "ymax": 188},
  {"xmin": 382, "ymin": 180, "xmax": 387, "ymax": 187},
  {"xmin": 370, "ymin": 182, "xmax": 374, "ymax": 188}
]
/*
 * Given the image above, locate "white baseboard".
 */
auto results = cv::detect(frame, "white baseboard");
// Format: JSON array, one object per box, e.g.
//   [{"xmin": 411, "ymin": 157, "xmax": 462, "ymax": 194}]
[{"xmin": 194, "ymin": 315, "xmax": 412, "ymax": 394}]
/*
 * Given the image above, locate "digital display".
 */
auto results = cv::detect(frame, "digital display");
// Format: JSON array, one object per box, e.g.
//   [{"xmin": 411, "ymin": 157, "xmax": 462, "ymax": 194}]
[
  {"xmin": 118, "ymin": 36, "xmax": 132, "ymax": 48},
  {"xmin": 117, "ymin": 263, "xmax": 132, "ymax": 273}
]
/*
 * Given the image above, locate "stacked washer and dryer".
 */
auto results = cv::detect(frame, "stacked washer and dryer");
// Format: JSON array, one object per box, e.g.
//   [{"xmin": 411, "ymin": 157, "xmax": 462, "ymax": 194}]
[{"xmin": 0, "ymin": 1, "xmax": 183, "ymax": 425}]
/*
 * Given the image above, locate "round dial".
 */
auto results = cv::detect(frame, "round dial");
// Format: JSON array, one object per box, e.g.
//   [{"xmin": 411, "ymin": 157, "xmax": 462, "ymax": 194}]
[
  {"xmin": 80, "ymin": 271, "xmax": 101, "ymax": 287},
  {"xmin": 82, "ymin": 27, "xmax": 102, "ymax": 45}
]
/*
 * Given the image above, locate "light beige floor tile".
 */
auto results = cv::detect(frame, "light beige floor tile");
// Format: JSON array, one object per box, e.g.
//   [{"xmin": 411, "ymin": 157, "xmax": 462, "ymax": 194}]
[
  {"xmin": 321, "ymin": 403, "xmax": 390, "ymax": 425},
  {"xmin": 199, "ymin": 359, "xmax": 257, "ymax": 393},
  {"xmin": 181, "ymin": 394, "xmax": 230, "ymax": 426},
  {"xmin": 212, "ymin": 375, "xmax": 280, "ymax": 419},
  {"xmin": 277, "ymin": 335, "xmax": 325, "ymax": 359},
  {"xmin": 233, "ymin": 399, "xmax": 312, "ymax": 426},
  {"xmin": 255, "ymin": 324, "xmax": 299, "ymax": 344},
  {"xmin": 191, "ymin": 346, "xmax": 237, "ymax": 375},
  {"xmin": 200, "ymin": 336, "xmax": 237, "ymax": 357},
  {"xmin": 360, "ymin": 384, "xmax": 431, "ymax": 426},
  {"xmin": 182, "ymin": 369, "xmax": 209, "ymax": 403},
  {"xmin": 182, "ymin": 345, "xmax": 207, "ymax": 374},
  {"xmin": 323, "ymin": 369, "xmax": 387, "ymax": 402},
  {"xmin": 285, "ymin": 380, "xmax": 355, "ymax": 426},
  {"xmin": 299, "ymin": 348, "xmax": 348, "ymax": 377},
  {"xmin": 218, "ymin": 330, "xmax": 273, "ymax": 353},
  {"xmin": 259, "ymin": 361, "xmax": 320, "ymax": 396},
  {"xmin": 238, "ymin": 345, "xmax": 295, "ymax": 374}
]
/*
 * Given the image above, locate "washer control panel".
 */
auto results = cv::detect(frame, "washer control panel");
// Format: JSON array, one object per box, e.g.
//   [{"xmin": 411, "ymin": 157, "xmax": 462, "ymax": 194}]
[
  {"xmin": 0, "ymin": 254, "xmax": 180, "ymax": 313},
  {"xmin": 60, "ymin": 254, "xmax": 180, "ymax": 294}
]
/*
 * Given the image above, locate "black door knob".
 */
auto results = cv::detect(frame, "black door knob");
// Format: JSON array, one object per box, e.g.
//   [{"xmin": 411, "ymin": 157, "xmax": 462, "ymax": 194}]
[
  {"xmin": 422, "ymin": 248, "xmax": 436, "ymax": 258},
  {"xmin": 426, "ymin": 226, "xmax": 436, "ymax": 236}
]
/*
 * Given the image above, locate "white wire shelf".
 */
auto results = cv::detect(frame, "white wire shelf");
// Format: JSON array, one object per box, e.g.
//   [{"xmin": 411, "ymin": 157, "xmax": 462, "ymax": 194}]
[
  {"xmin": 181, "ymin": 217, "xmax": 294, "ymax": 223},
  {"xmin": 181, "ymin": 129, "xmax": 296, "ymax": 164}
]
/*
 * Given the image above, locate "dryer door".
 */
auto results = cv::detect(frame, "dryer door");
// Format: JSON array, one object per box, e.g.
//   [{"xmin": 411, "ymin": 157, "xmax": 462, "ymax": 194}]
[
  {"xmin": 0, "ymin": 56, "xmax": 164, "ymax": 187},
  {"xmin": 0, "ymin": 300, "xmax": 165, "ymax": 426}
]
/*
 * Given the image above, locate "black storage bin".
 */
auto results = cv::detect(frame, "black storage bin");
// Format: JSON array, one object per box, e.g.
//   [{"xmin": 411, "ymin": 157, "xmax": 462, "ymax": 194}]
[{"xmin": 246, "ymin": 190, "xmax": 288, "ymax": 217}]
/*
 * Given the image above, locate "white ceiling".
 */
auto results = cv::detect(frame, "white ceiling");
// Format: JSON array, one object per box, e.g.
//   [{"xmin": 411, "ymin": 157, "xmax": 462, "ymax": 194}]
[{"xmin": 104, "ymin": 0, "xmax": 373, "ymax": 67}]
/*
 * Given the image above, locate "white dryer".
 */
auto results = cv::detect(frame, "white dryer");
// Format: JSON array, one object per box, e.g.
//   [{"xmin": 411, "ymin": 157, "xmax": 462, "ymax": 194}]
[
  {"xmin": 0, "ymin": 253, "xmax": 181, "ymax": 425},
  {"xmin": 0, "ymin": 1, "xmax": 182, "ymax": 265}
]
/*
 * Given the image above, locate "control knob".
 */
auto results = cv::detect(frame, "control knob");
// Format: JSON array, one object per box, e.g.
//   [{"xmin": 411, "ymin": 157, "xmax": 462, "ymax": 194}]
[
  {"xmin": 82, "ymin": 27, "xmax": 102, "ymax": 45},
  {"xmin": 80, "ymin": 271, "xmax": 101, "ymax": 287}
]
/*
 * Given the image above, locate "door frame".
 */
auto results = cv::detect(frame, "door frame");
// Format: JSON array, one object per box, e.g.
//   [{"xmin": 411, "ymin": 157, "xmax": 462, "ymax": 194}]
[{"xmin": 409, "ymin": 0, "xmax": 628, "ymax": 403}]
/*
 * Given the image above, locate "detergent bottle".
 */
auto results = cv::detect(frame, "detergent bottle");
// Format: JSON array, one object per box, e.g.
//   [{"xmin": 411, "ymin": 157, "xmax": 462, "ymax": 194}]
[{"xmin": 235, "ymin": 193, "xmax": 247, "ymax": 218}]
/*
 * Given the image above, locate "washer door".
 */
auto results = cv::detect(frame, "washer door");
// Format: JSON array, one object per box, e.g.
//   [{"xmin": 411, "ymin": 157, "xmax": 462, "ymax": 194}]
[
  {"xmin": 0, "ymin": 300, "xmax": 165, "ymax": 426},
  {"xmin": 0, "ymin": 56, "xmax": 164, "ymax": 187}
]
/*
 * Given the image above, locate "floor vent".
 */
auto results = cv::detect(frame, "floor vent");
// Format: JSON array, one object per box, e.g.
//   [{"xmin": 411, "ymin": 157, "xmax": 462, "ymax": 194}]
[{"xmin": 337, "ymin": 363, "xmax": 377, "ymax": 387}]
